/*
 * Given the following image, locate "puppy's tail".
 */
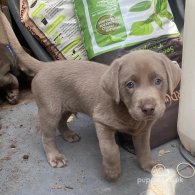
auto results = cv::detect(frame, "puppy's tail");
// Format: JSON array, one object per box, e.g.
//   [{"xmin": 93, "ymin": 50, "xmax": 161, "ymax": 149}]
[{"xmin": 0, "ymin": 11, "xmax": 46, "ymax": 77}]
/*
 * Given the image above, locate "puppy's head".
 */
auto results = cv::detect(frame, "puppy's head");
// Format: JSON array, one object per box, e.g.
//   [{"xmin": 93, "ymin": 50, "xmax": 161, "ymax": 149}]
[{"xmin": 100, "ymin": 50, "xmax": 181, "ymax": 121}]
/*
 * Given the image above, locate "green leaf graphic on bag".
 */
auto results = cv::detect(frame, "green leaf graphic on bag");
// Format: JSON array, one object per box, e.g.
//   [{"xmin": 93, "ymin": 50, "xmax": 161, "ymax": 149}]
[
  {"xmin": 130, "ymin": 21, "xmax": 154, "ymax": 36},
  {"xmin": 155, "ymin": 0, "xmax": 167, "ymax": 13},
  {"xmin": 152, "ymin": 14, "xmax": 163, "ymax": 29},
  {"xmin": 129, "ymin": 0, "xmax": 174, "ymax": 36},
  {"xmin": 129, "ymin": 1, "xmax": 152, "ymax": 12},
  {"xmin": 155, "ymin": 0, "xmax": 173, "ymax": 20},
  {"xmin": 159, "ymin": 11, "xmax": 173, "ymax": 20}
]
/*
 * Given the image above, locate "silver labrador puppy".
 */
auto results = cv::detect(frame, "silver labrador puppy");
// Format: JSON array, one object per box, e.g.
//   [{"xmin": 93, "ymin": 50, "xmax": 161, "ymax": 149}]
[{"xmin": 1, "ymin": 11, "xmax": 181, "ymax": 181}]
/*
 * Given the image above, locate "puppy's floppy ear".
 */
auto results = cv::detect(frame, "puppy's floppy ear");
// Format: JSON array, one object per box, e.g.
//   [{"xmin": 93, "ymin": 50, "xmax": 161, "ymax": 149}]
[
  {"xmin": 159, "ymin": 53, "xmax": 181, "ymax": 95},
  {"xmin": 100, "ymin": 59, "xmax": 121, "ymax": 103}
]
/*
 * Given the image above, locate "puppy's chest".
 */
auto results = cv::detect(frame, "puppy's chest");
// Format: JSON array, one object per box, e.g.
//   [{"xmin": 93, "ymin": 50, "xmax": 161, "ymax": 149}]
[
  {"xmin": 93, "ymin": 105, "xmax": 149, "ymax": 134},
  {"xmin": 115, "ymin": 113, "xmax": 149, "ymax": 134}
]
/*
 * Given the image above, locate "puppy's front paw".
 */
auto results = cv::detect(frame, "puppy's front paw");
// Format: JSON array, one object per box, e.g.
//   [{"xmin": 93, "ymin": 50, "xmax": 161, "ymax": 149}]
[
  {"xmin": 104, "ymin": 166, "xmax": 121, "ymax": 182},
  {"xmin": 48, "ymin": 153, "xmax": 67, "ymax": 168},
  {"xmin": 141, "ymin": 160, "xmax": 161, "ymax": 172}
]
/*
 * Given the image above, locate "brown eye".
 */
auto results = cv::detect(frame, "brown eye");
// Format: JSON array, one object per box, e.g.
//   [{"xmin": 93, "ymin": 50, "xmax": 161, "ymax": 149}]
[
  {"xmin": 127, "ymin": 81, "xmax": 135, "ymax": 89},
  {"xmin": 154, "ymin": 78, "xmax": 162, "ymax": 85}
]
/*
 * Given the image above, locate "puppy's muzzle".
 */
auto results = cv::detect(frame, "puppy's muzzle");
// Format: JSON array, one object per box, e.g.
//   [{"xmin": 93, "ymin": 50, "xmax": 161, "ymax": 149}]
[
  {"xmin": 141, "ymin": 103, "xmax": 156, "ymax": 115},
  {"xmin": 140, "ymin": 100, "xmax": 156, "ymax": 116}
]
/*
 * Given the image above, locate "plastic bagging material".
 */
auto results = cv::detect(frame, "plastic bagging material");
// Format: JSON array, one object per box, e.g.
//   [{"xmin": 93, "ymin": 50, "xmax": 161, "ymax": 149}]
[
  {"xmin": 20, "ymin": 0, "xmax": 87, "ymax": 60},
  {"xmin": 74, "ymin": 0, "xmax": 180, "ymax": 59}
]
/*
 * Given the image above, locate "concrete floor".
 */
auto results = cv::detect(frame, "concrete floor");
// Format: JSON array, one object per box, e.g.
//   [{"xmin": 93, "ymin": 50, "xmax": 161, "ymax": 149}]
[{"xmin": 0, "ymin": 101, "xmax": 195, "ymax": 195}]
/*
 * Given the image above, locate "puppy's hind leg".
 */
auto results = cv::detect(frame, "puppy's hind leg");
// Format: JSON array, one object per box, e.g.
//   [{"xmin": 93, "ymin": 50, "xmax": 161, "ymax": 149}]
[
  {"xmin": 39, "ymin": 108, "xmax": 67, "ymax": 168},
  {"xmin": 58, "ymin": 111, "xmax": 80, "ymax": 143}
]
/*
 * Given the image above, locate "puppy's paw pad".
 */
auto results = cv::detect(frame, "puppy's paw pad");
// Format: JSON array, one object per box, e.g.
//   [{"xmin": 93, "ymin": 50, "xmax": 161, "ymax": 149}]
[
  {"xmin": 62, "ymin": 131, "xmax": 81, "ymax": 143},
  {"xmin": 48, "ymin": 154, "xmax": 67, "ymax": 168},
  {"xmin": 104, "ymin": 168, "xmax": 121, "ymax": 182}
]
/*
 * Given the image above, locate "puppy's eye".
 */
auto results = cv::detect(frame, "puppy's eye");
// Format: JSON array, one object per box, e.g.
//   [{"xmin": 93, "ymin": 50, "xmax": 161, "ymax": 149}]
[
  {"xmin": 127, "ymin": 81, "xmax": 135, "ymax": 89},
  {"xmin": 154, "ymin": 78, "xmax": 162, "ymax": 85}
]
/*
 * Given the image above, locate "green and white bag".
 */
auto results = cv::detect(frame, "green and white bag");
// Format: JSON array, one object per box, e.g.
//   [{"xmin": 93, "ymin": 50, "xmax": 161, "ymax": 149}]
[
  {"xmin": 74, "ymin": 0, "xmax": 180, "ymax": 59},
  {"xmin": 21, "ymin": 0, "xmax": 87, "ymax": 60}
]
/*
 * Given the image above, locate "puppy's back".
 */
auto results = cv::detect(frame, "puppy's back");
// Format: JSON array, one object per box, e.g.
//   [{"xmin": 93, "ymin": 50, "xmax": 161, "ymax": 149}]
[{"xmin": 31, "ymin": 61, "xmax": 107, "ymax": 115}]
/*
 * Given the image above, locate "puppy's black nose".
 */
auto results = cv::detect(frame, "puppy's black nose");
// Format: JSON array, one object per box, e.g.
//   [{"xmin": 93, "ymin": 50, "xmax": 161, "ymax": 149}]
[{"xmin": 141, "ymin": 104, "xmax": 155, "ymax": 115}]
